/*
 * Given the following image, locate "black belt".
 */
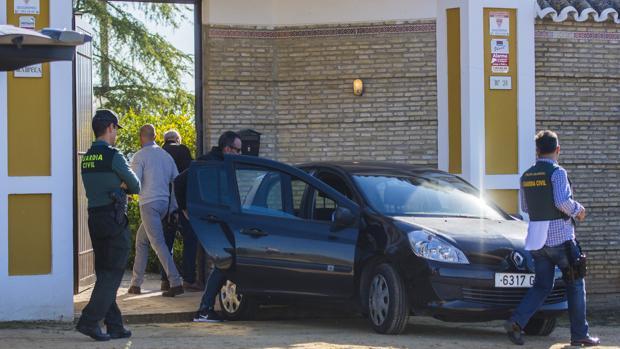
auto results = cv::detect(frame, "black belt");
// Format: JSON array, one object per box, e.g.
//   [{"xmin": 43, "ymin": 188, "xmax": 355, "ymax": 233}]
[{"xmin": 88, "ymin": 203, "xmax": 115, "ymax": 213}]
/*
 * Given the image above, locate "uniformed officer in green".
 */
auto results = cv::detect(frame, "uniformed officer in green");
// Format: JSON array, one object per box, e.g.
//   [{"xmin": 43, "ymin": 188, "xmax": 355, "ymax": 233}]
[{"xmin": 76, "ymin": 109, "xmax": 140, "ymax": 342}]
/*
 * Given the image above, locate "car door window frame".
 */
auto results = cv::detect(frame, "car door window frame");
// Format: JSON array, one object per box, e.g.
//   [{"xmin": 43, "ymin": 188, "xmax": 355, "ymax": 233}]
[{"xmin": 227, "ymin": 156, "xmax": 360, "ymax": 221}]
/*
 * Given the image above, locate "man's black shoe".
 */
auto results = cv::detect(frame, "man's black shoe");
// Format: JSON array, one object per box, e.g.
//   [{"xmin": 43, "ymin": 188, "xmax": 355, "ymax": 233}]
[
  {"xmin": 571, "ymin": 336, "xmax": 600, "ymax": 347},
  {"xmin": 162, "ymin": 285, "xmax": 184, "ymax": 297},
  {"xmin": 503, "ymin": 320, "xmax": 524, "ymax": 346},
  {"xmin": 108, "ymin": 328, "xmax": 132, "ymax": 339},
  {"xmin": 161, "ymin": 280, "xmax": 170, "ymax": 291},
  {"xmin": 193, "ymin": 309, "xmax": 225, "ymax": 323},
  {"xmin": 127, "ymin": 286, "xmax": 141, "ymax": 295},
  {"xmin": 76, "ymin": 324, "xmax": 111, "ymax": 342}
]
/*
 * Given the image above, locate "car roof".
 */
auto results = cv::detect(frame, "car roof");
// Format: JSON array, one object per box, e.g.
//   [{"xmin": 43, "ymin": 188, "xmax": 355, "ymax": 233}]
[{"xmin": 296, "ymin": 161, "xmax": 445, "ymax": 177}]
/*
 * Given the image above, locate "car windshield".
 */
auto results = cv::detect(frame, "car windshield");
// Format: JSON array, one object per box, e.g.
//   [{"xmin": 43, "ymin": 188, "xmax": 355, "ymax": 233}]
[{"xmin": 353, "ymin": 173, "xmax": 506, "ymax": 220}]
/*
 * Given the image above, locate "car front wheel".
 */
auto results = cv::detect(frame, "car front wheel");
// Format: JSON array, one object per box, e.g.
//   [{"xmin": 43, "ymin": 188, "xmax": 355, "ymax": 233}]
[
  {"xmin": 366, "ymin": 263, "xmax": 409, "ymax": 334},
  {"xmin": 217, "ymin": 280, "xmax": 257, "ymax": 320},
  {"xmin": 523, "ymin": 317, "xmax": 557, "ymax": 336}
]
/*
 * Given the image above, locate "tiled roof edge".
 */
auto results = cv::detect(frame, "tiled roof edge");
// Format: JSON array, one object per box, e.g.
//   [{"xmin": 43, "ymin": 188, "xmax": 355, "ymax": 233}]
[{"xmin": 537, "ymin": 0, "xmax": 620, "ymax": 23}]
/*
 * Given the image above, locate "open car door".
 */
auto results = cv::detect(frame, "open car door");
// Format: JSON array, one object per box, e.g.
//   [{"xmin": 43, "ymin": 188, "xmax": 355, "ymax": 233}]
[{"xmin": 186, "ymin": 157, "xmax": 236, "ymax": 271}]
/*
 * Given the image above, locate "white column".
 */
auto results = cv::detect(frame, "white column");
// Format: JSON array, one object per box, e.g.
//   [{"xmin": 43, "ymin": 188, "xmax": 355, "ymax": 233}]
[{"xmin": 436, "ymin": 0, "xmax": 536, "ymax": 211}]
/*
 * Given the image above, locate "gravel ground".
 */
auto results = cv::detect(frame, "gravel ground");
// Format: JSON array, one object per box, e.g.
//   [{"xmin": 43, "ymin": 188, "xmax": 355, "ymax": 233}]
[{"xmin": 0, "ymin": 315, "xmax": 618, "ymax": 349}]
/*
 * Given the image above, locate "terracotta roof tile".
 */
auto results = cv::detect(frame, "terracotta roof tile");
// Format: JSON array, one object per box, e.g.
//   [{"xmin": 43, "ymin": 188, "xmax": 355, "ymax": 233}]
[{"xmin": 537, "ymin": 0, "xmax": 620, "ymax": 22}]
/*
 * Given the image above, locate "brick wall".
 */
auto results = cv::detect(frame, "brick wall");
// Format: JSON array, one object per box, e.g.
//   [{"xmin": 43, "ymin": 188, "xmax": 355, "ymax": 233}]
[
  {"xmin": 201, "ymin": 19, "xmax": 620, "ymax": 300},
  {"xmin": 202, "ymin": 21, "xmax": 438, "ymax": 166},
  {"xmin": 535, "ymin": 20, "xmax": 620, "ymax": 297}
]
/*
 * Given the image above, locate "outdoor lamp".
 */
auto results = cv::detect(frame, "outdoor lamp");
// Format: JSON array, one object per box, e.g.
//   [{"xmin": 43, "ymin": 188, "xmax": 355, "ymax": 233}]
[{"xmin": 353, "ymin": 78, "xmax": 364, "ymax": 96}]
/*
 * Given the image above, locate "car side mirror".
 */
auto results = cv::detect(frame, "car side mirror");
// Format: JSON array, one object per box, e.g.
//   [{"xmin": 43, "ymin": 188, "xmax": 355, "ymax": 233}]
[{"xmin": 331, "ymin": 206, "xmax": 357, "ymax": 232}]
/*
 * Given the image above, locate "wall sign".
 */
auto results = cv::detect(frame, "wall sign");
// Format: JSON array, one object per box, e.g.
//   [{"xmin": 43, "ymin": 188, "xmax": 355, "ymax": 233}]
[
  {"xmin": 19, "ymin": 16, "xmax": 36, "ymax": 29},
  {"xmin": 489, "ymin": 11, "xmax": 509, "ymax": 36},
  {"xmin": 14, "ymin": 0, "xmax": 40, "ymax": 14},
  {"xmin": 490, "ymin": 76, "xmax": 512, "ymax": 90},
  {"xmin": 14, "ymin": 64, "xmax": 43, "ymax": 78}
]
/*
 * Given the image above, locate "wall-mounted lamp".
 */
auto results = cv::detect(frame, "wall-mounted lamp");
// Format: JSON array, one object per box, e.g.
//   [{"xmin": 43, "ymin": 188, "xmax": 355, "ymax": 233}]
[{"xmin": 353, "ymin": 78, "xmax": 364, "ymax": 96}]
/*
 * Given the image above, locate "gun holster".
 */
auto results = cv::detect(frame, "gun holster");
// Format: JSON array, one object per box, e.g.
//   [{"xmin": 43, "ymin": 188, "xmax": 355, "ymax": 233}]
[
  {"xmin": 109, "ymin": 189, "xmax": 129, "ymax": 227},
  {"xmin": 562, "ymin": 240, "xmax": 587, "ymax": 283}
]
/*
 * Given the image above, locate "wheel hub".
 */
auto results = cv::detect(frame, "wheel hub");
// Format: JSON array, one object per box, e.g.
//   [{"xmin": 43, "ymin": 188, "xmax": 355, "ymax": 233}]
[
  {"xmin": 369, "ymin": 274, "xmax": 390, "ymax": 326},
  {"xmin": 220, "ymin": 280, "xmax": 242, "ymax": 314}
]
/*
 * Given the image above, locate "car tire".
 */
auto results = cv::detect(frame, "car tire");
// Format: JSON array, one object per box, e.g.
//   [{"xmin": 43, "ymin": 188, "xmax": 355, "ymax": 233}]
[
  {"xmin": 217, "ymin": 280, "xmax": 257, "ymax": 321},
  {"xmin": 523, "ymin": 317, "xmax": 557, "ymax": 336},
  {"xmin": 365, "ymin": 263, "xmax": 409, "ymax": 334}
]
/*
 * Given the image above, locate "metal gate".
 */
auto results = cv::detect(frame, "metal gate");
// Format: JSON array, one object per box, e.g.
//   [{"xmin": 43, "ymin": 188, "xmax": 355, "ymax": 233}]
[{"xmin": 73, "ymin": 16, "xmax": 95, "ymax": 294}]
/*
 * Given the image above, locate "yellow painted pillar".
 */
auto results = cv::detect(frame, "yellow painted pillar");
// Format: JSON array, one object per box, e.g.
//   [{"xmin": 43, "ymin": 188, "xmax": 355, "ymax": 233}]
[{"xmin": 437, "ymin": 0, "xmax": 536, "ymax": 215}]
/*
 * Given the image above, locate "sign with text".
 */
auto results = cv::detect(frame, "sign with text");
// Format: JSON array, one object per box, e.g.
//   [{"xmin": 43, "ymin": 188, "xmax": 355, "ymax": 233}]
[
  {"xmin": 490, "ymin": 76, "xmax": 512, "ymax": 90},
  {"xmin": 19, "ymin": 16, "xmax": 36, "ymax": 29},
  {"xmin": 14, "ymin": 0, "xmax": 40, "ymax": 14},
  {"xmin": 14, "ymin": 64, "xmax": 43, "ymax": 78},
  {"xmin": 489, "ymin": 11, "xmax": 509, "ymax": 36}
]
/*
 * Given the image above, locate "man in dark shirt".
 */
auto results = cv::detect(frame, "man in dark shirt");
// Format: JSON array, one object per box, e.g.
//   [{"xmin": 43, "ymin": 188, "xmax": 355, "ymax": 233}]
[
  {"xmin": 174, "ymin": 131, "xmax": 242, "ymax": 322},
  {"xmin": 160, "ymin": 130, "xmax": 203, "ymax": 291}
]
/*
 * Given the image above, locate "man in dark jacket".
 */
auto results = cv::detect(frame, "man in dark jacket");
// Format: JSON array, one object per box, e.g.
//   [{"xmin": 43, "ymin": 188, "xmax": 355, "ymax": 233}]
[
  {"xmin": 160, "ymin": 130, "xmax": 203, "ymax": 292},
  {"xmin": 174, "ymin": 131, "xmax": 241, "ymax": 323}
]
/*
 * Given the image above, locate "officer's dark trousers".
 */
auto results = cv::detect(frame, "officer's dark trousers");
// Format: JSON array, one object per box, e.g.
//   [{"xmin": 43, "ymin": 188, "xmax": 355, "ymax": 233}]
[{"xmin": 78, "ymin": 208, "xmax": 130, "ymax": 330}]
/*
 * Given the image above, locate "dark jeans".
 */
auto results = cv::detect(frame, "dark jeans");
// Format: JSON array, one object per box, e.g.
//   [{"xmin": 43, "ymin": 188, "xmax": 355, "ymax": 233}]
[
  {"xmin": 510, "ymin": 239, "xmax": 589, "ymax": 341},
  {"xmin": 161, "ymin": 212, "xmax": 198, "ymax": 284},
  {"xmin": 78, "ymin": 209, "xmax": 130, "ymax": 330},
  {"xmin": 199, "ymin": 267, "xmax": 226, "ymax": 311}
]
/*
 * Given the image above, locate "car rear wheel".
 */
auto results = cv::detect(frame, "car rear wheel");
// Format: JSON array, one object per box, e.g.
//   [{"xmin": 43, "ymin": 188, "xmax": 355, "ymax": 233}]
[
  {"xmin": 366, "ymin": 263, "xmax": 409, "ymax": 334},
  {"xmin": 217, "ymin": 280, "xmax": 257, "ymax": 320},
  {"xmin": 523, "ymin": 317, "xmax": 557, "ymax": 336}
]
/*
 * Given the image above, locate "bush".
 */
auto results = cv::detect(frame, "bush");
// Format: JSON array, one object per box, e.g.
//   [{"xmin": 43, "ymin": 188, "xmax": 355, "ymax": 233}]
[{"xmin": 118, "ymin": 109, "xmax": 195, "ymax": 274}]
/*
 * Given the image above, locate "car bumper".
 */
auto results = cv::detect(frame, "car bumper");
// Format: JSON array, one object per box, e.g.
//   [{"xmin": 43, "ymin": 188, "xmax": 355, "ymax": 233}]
[{"xmin": 408, "ymin": 262, "xmax": 568, "ymax": 322}]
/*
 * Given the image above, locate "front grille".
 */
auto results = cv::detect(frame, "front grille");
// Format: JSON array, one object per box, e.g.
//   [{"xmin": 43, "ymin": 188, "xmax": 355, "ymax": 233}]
[{"xmin": 462, "ymin": 287, "xmax": 566, "ymax": 306}]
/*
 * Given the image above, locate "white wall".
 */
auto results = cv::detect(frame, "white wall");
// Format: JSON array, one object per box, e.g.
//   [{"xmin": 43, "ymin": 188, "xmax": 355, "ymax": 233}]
[
  {"xmin": 203, "ymin": 0, "xmax": 436, "ymax": 26},
  {"xmin": 0, "ymin": 0, "xmax": 75, "ymax": 322}
]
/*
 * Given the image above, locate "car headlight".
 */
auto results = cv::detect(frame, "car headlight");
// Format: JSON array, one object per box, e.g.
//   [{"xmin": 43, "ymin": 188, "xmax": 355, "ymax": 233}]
[{"xmin": 408, "ymin": 230, "xmax": 469, "ymax": 264}]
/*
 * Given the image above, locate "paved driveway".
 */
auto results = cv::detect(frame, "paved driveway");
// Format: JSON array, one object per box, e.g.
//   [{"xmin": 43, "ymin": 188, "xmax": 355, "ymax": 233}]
[{"xmin": 1, "ymin": 316, "xmax": 618, "ymax": 349}]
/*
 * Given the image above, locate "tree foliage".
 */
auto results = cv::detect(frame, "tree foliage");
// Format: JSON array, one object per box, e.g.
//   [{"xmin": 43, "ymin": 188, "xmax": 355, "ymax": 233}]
[{"xmin": 74, "ymin": 0, "xmax": 194, "ymax": 115}]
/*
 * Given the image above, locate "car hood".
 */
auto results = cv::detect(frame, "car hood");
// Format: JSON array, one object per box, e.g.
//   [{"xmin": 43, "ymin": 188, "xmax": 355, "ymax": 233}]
[{"xmin": 393, "ymin": 217, "xmax": 530, "ymax": 268}]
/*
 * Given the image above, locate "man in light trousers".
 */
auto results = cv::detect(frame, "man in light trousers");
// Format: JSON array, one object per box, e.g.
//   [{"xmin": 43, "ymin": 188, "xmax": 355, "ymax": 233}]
[{"xmin": 127, "ymin": 124, "xmax": 184, "ymax": 297}]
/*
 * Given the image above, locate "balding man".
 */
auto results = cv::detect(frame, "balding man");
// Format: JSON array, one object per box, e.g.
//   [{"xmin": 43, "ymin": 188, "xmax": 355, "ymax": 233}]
[{"xmin": 127, "ymin": 124, "xmax": 184, "ymax": 297}]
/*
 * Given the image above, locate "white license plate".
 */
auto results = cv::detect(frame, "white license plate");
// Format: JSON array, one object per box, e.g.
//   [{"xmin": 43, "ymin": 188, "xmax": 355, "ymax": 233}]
[{"xmin": 494, "ymin": 273, "xmax": 535, "ymax": 288}]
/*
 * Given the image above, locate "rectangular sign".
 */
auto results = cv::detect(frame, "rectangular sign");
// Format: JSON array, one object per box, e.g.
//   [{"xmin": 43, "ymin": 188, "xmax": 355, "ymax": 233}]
[
  {"xmin": 489, "ymin": 11, "xmax": 510, "ymax": 36},
  {"xmin": 491, "ymin": 39, "xmax": 509, "ymax": 54},
  {"xmin": 14, "ymin": 0, "xmax": 40, "ymax": 14},
  {"xmin": 14, "ymin": 64, "xmax": 43, "ymax": 78},
  {"xmin": 19, "ymin": 16, "xmax": 36, "ymax": 29},
  {"xmin": 495, "ymin": 273, "xmax": 535, "ymax": 288},
  {"xmin": 491, "ymin": 52, "xmax": 509, "ymax": 73},
  {"xmin": 490, "ymin": 76, "xmax": 512, "ymax": 90}
]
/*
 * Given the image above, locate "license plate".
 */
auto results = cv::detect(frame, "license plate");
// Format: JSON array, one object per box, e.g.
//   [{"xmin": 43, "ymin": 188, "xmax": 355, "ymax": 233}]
[{"xmin": 495, "ymin": 273, "xmax": 535, "ymax": 288}]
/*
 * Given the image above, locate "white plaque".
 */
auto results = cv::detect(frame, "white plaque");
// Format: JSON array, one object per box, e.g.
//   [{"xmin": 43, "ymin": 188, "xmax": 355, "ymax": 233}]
[
  {"xmin": 19, "ymin": 16, "xmax": 36, "ymax": 29},
  {"xmin": 14, "ymin": 0, "xmax": 40, "ymax": 14},
  {"xmin": 490, "ymin": 11, "xmax": 510, "ymax": 36},
  {"xmin": 491, "ymin": 39, "xmax": 509, "ymax": 54},
  {"xmin": 14, "ymin": 64, "xmax": 43, "ymax": 78},
  {"xmin": 490, "ymin": 76, "xmax": 512, "ymax": 90}
]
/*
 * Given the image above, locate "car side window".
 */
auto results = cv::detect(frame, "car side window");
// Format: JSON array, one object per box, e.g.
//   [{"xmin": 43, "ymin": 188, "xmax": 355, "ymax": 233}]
[
  {"xmin": 235, "ymin": 166, "xmax": 297, "ymax": 219},
  {"xmin": 291, "ymin": 178, "xmax": 309, "ymax": 218},
  {"xmin": 311, "ymin": 189, "xmax": 338, "ymax": 221},
  {"xmin": 197, "ymin": 166, "xmax": 229, "ymax": 206}
]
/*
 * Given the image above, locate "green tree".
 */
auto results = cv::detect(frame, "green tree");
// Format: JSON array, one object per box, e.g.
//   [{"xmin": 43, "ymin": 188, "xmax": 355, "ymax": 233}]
[{"xmin": 73, "ymin": 0, "xmax": 194, "ymax": 115}]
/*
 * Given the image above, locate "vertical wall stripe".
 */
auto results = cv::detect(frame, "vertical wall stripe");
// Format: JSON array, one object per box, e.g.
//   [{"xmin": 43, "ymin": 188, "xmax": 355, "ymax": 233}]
[
  {"xmin": 7, "ymin": 0, "xmax": 50, "ymax": 176},
  {"xmin": 483, "ymin": 8, "xmax": 518, "ymax": 175},
  {"xmin": 8, "ymin": 194, "xmax": 52, "ymax": 275},
  {"xmin": 447, "ymin": 8, "xmax": 462, "ymax": 174},
  {"xmin": 486, "ymin": 189, "xmax": 518, "ymax": 215}
]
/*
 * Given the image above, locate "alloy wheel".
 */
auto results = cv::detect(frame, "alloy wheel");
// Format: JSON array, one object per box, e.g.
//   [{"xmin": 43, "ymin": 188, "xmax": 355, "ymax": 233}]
[{"xmin": 220, "ymin": 280, "xmax": 242, "ymax": 314}]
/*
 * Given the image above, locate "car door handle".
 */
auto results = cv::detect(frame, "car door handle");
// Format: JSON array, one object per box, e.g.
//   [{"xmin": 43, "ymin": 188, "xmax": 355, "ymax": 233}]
[
  {"xmin": 200, "ymin": 215, "xmax": 222, "ymax": 224},
  {"xmin": 240, "ymin": 228, "xmax": 268, "ymax": 238}
]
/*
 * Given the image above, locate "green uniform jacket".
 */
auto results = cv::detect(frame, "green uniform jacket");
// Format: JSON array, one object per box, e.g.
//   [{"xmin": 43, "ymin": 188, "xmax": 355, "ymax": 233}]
[{"xmin": 81, "ymin": 140, "xmax": 141, "ymax": 208}]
